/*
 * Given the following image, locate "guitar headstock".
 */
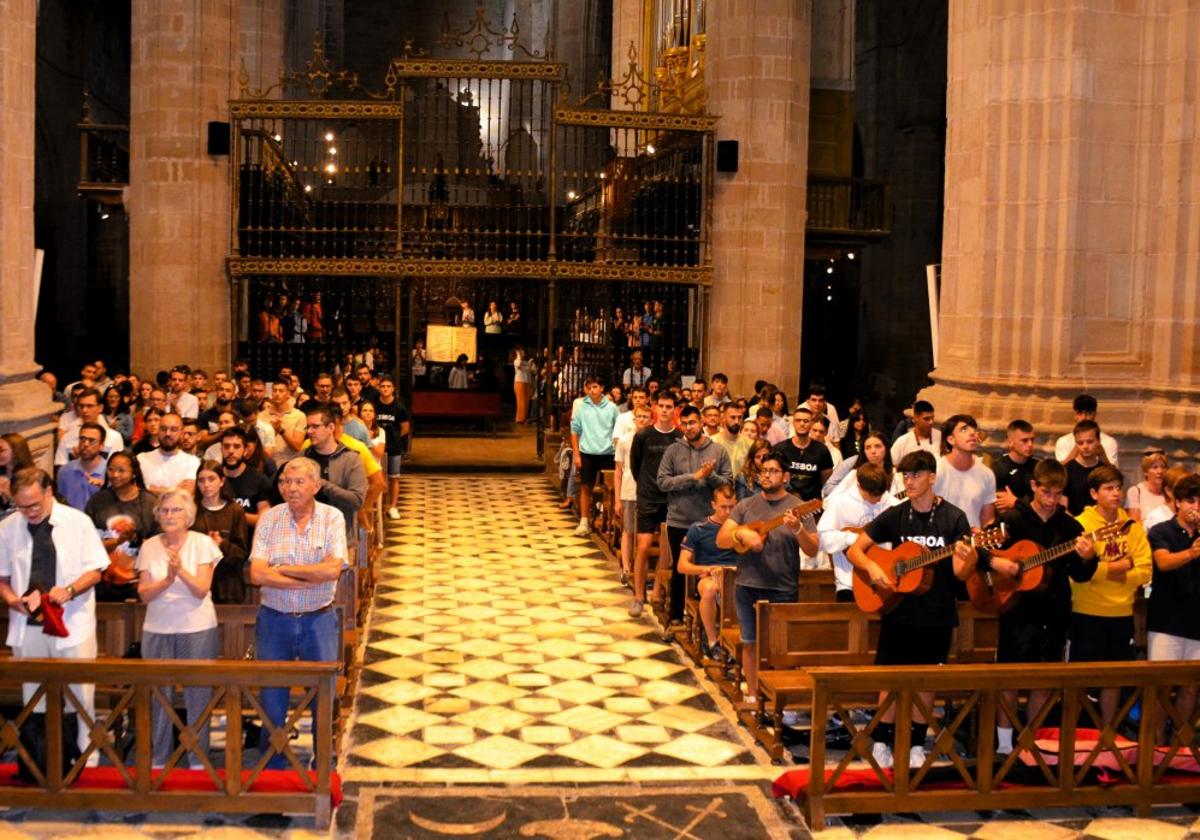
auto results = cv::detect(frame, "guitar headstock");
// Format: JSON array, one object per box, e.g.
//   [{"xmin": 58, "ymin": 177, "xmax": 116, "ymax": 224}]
[
  {"xmin": 971, "ymin": 523, "xmax": 1008, "ymax": 550},
  {"xmin": 1094, "ymin": 519, "xmax": 1135, "ymax": 541},
  {"xmin": 792, "ymin": 499, "xmax": 823, "ymax": 518}
]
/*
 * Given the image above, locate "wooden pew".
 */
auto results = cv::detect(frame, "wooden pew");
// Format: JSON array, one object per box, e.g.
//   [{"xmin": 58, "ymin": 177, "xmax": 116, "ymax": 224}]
[
  {"xmin": 800, "ymin": 661, "xmax": 1200, "ymax": 830},
  {"xmin": 750, "ymin": 602, "xmax": 1000, "ymax": 760},
  {"xmin": 710, "ymin": 569, "xmax": 838, "ymax": 700},
  {"xmin": 684, "ymin": 568, "xmax": 837, "ymax": 669}
]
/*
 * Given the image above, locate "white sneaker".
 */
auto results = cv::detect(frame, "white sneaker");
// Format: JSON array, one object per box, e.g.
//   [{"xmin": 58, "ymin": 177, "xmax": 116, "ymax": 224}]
[
  {"xmin": 870, "ymin": 742, "xmax": 893, "ymax": 769},
  {"xmin": 386, "ymin": 507, "xmax": 400, "ymax": 520},
  {"xmin": 628, "ymin": 599, "xmax": 644, "ymax": 618},
  {"xmin": 996, "ymin": 741, "xmax": 1013, "ymax": 756},
  {"xmin": 908, "ymin": 745, "xmax": 927, "ymax": 768},
  {"xmin": 574, "ymin": 521, "xmax": 592, "ymax": 536}
]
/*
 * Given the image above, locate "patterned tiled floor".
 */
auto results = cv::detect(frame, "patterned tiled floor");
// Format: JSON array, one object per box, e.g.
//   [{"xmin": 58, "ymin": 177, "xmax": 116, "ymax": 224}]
[
  {"xmin": 338, "ymin": 473, "xmax": 1200, "ymax": 840},
  {"xmin": 341, "ymin": 474, "xmax": 762, "ymax": 784}
]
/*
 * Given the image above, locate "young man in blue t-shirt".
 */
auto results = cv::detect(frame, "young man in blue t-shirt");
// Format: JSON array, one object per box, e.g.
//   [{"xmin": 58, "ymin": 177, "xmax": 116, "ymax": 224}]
[{"xmin": 676, "ymin": 484, "xmax": 739, "ymax": 660}]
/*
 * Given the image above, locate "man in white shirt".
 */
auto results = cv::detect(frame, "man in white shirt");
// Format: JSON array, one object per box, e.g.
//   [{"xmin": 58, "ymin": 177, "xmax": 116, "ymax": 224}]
[
  {"xmin": 54, "ymin": 388, "xmax": 125, "ymax": 466},
  {"xmin": 622, "ymin": 351, "xmax": 653, "ymax": 388},
  {"xmin": 167, "ymin": 366, "xmax": 200, "ymax": 419},
  {"xmin": 0, "ymin": 468, "xmax": 108, "ymax": 758},
  {"xmin": 804, "ymin": 384, "xmax": 842, "ymax": 445},
  {"xmin": 137, "ymin": 412, "xmax": 200, "ymax": 494},
  {"xmin": 702, "ymin": 373, "xmax": 732, "ymax": 408},
  {"xmin": 934, "ymin": 414, "xmax": 997, "ymax": 529},
  {"xmin": 612, "ymin": 385, "xmax": 649, "ymax": 444},
  {"xmin": 890, "ymin": 399, "xmax": 941, "ymax": 465},
  {"xmin": 1053, "ymin": 393, "xmax": 1119, "ymax": 465},
  {"xmin": 818, "ymin": 462, "xmax": 898, "ymax": 599},
  {"xmin": 811, "ymin": 415, "xmax": 843, "ymax": 468},
  {"xmin": 613, "ymin": 405, "xmax": 653, "ymax": 585}
]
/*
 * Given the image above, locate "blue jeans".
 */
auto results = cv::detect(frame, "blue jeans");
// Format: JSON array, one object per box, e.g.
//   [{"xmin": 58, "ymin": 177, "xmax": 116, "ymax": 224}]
[
  {"xmin": 734, "ymin": 585, "xmax": 797, "ymax": 644},
  {"xmin": 255, "ymin": 606, "xmax": 339, "ymax": 768}
]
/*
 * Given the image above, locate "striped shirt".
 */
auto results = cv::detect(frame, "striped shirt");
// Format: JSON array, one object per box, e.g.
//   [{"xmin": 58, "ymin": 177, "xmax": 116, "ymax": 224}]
[{"xmin": 251, "ymin": 501, "xmax": 347, "ymax": 613}]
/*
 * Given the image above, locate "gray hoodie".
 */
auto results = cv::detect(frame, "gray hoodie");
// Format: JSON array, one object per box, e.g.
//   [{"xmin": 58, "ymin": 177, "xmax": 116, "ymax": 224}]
[{"xmin": 656, "ymin": 436, "xmax": 733, "ymax": 528}]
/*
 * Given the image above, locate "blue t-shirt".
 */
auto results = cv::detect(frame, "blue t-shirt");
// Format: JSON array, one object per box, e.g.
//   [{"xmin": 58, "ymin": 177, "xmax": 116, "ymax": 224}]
[{"xmin": 681, "ymin": 519, "xmax": 739, "ymax": 567}]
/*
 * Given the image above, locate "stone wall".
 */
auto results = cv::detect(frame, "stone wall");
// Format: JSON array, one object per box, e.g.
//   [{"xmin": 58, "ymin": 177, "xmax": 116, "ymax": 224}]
[
  {"xmin": 926, "ymin": 0, "xmax": 1200, "ymax": 473},
  {"xmin": 704, "ymin": 0, "xmax": 812, "ymax": 398}
]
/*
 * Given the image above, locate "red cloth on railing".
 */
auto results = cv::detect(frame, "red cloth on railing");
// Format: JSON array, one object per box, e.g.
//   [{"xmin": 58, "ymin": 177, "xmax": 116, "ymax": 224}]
[{"xmin": 0, "ymin": 764, "xmax": 343, "ymax": 806}]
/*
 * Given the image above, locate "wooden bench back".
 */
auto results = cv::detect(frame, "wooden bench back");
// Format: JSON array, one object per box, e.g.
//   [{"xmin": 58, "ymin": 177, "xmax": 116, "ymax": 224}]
[
  {"xmin": 754, "ymin": 600, "xmax": 1000, "ymax": 671},
  {"xmin": 719, "ymin": 568, "xmax": 841, "ymax": 638},
  {"xmin": 1, "ymin": 603, "xmax": 341, "ymax": 669}
]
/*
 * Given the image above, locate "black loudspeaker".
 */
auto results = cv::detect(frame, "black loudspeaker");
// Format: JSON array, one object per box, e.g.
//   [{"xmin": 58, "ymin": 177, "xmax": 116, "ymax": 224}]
[
  {"xmin": 716, "ymin": 139, "xmax": 739, "ymax": 172},
  {"xmin": 207, "ymin": 121, "xmax": 231, "ymax": 156}
]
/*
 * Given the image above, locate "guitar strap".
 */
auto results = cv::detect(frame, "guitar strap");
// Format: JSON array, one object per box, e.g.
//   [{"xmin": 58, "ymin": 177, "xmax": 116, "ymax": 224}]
[{"xmin": 904, "ymin": 495, "xmax": 941, "ymax": 524}]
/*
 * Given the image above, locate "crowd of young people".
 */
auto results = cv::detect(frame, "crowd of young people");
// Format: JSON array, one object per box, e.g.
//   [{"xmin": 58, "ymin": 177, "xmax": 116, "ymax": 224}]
[{"xmin": 566, "ymin": 375, "xmax": 1200, "ymax": 769}]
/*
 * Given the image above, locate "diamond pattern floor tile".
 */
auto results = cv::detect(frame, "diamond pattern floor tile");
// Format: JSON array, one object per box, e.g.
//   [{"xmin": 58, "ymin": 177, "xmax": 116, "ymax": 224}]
[{"xmin": 344, "ymin": 474, "xmax": 753, "ymax": 779}]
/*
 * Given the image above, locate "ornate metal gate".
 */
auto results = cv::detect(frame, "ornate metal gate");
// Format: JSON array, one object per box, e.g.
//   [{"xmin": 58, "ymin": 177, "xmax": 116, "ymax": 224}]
[{"xmin": 227, "ymin": 8, "xmax": 715, "ymax": 456}]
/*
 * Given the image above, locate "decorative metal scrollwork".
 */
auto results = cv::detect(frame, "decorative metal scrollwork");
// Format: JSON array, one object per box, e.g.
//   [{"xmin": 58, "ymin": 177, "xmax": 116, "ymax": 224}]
[{"xmin": 437, "ymin": 2, "xmax": 550, "ymax": 60}]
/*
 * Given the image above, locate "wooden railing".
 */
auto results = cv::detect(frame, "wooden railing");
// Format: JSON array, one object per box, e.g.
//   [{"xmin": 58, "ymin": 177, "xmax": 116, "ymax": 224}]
[
  {"xmin": 802, "ymin": 661, "xmax": 1200, "ymax": 829},
  {"xmin": 806, "ymin": 176, "xmax": 890, "ymax": 236},
  {"xmin": 0, "ymin": 659, "xmax": 338, "ymax": 828}
]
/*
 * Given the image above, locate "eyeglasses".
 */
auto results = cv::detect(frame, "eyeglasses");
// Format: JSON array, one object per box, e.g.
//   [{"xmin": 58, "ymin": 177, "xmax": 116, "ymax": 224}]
[
  {"xmin": 14, "ymin": 499, "xmax": 44, "ymax": 512},
  {"xmin": 78, "ymin": 437, "xmax": 103, "ymax": 445},
  {"xmin": 158, "ymin": 507, "xmax": 187, "ymax": 515}
]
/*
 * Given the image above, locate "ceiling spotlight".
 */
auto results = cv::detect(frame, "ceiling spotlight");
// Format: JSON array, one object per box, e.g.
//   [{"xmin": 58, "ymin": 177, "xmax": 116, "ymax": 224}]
[
  {"xmin": 303, "ymin": 184, "xmax": 312, "ymax": 193},
  {"xmin": 272, "ymin": 133, "xmax": 282, "ymax": 142},
  {"xmin": 847, "ymin": 252, "xmax": 856, "ymax": 260},
  {"xmin": 325, "ymin": 163, "xmax": 337, "ymax": 174},
  {"xmin": 825, "ymin": 267, "xmax": 833, "ymax": 274},
  {"xmin": 826, "ymin": 295, "xmax": 833, "ymax": 302},
  {"xmin": 567, "ymin": 190, "xmax": 577, "ymax": 200},
  {"xmin": 324, "ymin": 131, "xmax": 334, "ymax": 142},
  {"xmin": 97, "ymin": 206, "xmax": 110, "ymax": 220},
  {"xmin": 646, "ymin": 144, "xmax": 656, "ymax": 155},
  {"xmin": 328, "ymin": 147, "xmax": 337, "ymax": 156}
]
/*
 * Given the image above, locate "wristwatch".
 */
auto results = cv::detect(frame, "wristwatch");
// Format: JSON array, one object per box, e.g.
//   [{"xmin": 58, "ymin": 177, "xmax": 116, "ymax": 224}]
[{"xmin": 65, "ymin": 584, "xmax": 77, "ymax": 600}]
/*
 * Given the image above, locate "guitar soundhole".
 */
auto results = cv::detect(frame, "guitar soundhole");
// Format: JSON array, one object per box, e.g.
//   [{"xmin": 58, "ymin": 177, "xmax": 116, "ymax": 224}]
[{"xmin": 895, "ymin": 562, "xmax": 906, "ymax": 576}]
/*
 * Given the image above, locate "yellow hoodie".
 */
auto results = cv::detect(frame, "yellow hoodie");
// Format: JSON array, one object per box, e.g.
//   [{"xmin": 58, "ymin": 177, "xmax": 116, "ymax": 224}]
[{"xmin": 1070, "ymin": 505, "xmax": 1152, "ymax": 618}]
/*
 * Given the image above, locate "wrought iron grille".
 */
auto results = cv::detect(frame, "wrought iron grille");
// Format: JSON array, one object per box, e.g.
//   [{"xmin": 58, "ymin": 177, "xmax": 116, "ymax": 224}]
[
  {"xmin": 401, "ymin": 75, "xmax": 552, "ymax": 262},
  {"xmin": 548, "ymin": 280, "xmax": 701, "ymax": 417},
  {"xmin": 233, "ymin": 108, "xmax": 402, "ymax": 259},
  {"xmin": 235, "ymin": 276, "xmax": 397, "ymax": 389},
  {"xmin": 558, "ymin": 124, "xmax": 707, "ymax": 268}
]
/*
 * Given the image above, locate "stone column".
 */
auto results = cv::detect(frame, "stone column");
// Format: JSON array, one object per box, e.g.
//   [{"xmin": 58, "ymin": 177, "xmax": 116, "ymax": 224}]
[
  {"xmin": 127, "ymin": 0, "xmax": 240, "ymax": 376},
  {"xmin": 240, "ymin": 0, "xmax": 285, "ymax": 94},
  {"xmin": 0, "ymin": 0, "xmax": 61, "ymax": 466},
  {"xmin": 925, "ymin": 1, "xmax": 1200, "ymax": 472},
  {"xmin": 705, "ymin": 0, "xmax": 811, "ymax": 396}
]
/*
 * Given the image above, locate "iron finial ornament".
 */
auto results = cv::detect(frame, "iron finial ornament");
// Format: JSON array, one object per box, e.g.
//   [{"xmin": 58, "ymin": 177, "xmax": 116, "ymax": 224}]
[
  {"xmin": 567, "ymin": 41, "xmax": 701, "ymax": 115},
  {"xmin": 437, "ymin": 2, "xmax": 546, "ymax": 60}
]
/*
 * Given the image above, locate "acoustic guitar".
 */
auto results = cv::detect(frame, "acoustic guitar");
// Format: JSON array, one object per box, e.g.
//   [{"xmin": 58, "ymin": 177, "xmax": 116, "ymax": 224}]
[
  {"xmin": 733, "ymin": 499, "xmax": 823, "ymax": 554},
  {"xmin": 966, "ymin": 519, "xmax": 1132, "ymax": 614},
  {"xmin": 852, "ymin": 524, "xmax": 1008, "ymax": 614}
]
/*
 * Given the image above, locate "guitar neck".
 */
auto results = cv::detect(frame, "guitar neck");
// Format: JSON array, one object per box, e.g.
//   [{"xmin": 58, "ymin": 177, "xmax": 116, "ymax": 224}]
[
  {"xmin": 754, "ymin": 502, "xmax": 820, "ymax": 536},
  {"xmin": 1022, "ymin": 524, "xmax": 1116, "ymax": 571},
  {"xmin": 1022, "ymin": 541, "xmax": 1076, "ymax": 572},
  {"xmin": 904, "ymin": 544, "xmax": 956, "ymax": 572}
]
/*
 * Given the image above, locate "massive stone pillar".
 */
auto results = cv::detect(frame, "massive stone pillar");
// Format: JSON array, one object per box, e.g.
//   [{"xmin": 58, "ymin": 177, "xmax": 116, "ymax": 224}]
[
  {"xmin": 0, "ymin": 0, "xmax": 61, "ymax": 465},
  {"xmin": 705, "ymin": 0, "xmax": 811, "ymax": 396},
  {"xmin": 925, "ymin": 1, "xmax": 1200, "ymax": 472},
  {"xmin": 128, "ymin": 0, "xmax": 240, "ymax": 376}
]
